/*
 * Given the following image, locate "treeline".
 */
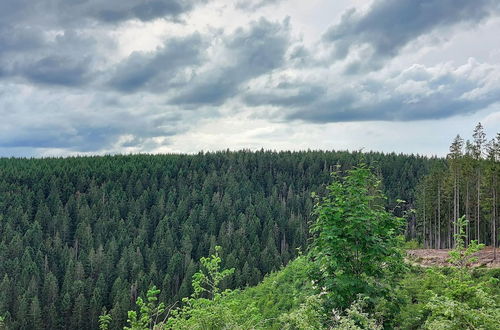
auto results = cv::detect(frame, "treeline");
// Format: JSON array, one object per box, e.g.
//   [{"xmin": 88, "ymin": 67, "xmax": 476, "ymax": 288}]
[
  {"xmin": 414, "ymin": 123, "xmax": 499, "ymax": 250},
  {"xmin": 0, "ymin": 150, "xmax": 433, "ymax": 329}
]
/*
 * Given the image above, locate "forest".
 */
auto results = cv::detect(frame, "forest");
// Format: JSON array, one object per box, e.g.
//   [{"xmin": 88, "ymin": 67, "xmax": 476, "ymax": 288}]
[
  {"xmin": 414, "ymin": 123, "xmax": 499, "ymax": 251},
  {"xmin": 0, "ymin": 124, "xmax": 498, "ymax": 329}
]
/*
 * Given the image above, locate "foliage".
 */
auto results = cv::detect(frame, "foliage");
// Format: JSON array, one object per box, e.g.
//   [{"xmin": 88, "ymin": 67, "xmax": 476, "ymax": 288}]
[
  {"xmin": 331, "ymin": 296, "xmax": 382, "ymax": 330},
  {"xmin": 237, "ymin": 255, "xmax": 316, "ymax": 328},
  {"xmin": 448, "ymin": 216, "xmax": 485, "ymax": 269},
  {"xmin": 124, "ymin": 286, "xmax": 167, "ymax": 330},
  {"xmin": 164, "ymin": 255, "xmax": 318, "ymax": 329},
  {"xmin": 403, "ymin": 239, "xmax": 422, "ymax": 250},
  {"xmin": 98, "ymin": 310, "xmax": 112, "ymax": 330},
  {"xmin": 398, "ymin": 218, "xmax": 498, "ymax": 329},
  {"xmin": 279, "ymin": 294, "xmax": 326, "ymax": 330},
  {"xmin": 165, "ymin": 256, "xmax": 313, "ymax": 329},
  {"xmin": 0, "ymin": 150, "xmax": 432, "ymax": 329},
  {"xmin": 397, "ymin": 266, "xmax": 500, "ymax": 329},
  {"xmin": 394, "ymin": 217, "xmax": 499, "ymax": 329},
  {"xmin": 190, "ymin": 246, "xmax": 235, "ymax": 300},
  {"xmin": 309, "ymin": 165, "xmax": 406, "ymax": 309},
  {"xmin": 165, "ymin": 246, "xmax": 238, "ymax": 329},
  {"xmin": 107, "ymin": 248, "xmax": 499, "ymax": 330},
  {"xmin": 161, "ymin": 260, "xmax": 499, "ymax": 330}
]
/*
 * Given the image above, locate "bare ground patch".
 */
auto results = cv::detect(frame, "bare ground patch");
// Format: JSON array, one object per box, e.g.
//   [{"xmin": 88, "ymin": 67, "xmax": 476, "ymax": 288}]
[{"xmin": 407, "ymin": 247, "xmax": 500, "ymax": 268}]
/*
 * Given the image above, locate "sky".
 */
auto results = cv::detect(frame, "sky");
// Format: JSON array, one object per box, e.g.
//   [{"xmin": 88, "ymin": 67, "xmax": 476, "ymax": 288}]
[{"xmin": 1, "ymin": 0, "xmax": 499, "ymax": 158}]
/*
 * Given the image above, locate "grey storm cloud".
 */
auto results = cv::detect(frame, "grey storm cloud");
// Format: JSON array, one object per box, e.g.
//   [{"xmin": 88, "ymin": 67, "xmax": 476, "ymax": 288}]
[
  {"xmin": 108, "ymin": 34, "xmax": 205, "ymax": 93},
  {"xmin": 0, "ymin": 25, "xmax": 45, "ymax": 53},
  {"xmin": 0, "ymin": 0, "xmax": 206, "ymax": 27},
  {"xmin": 171, "ymin": 18, "xmax": 290, "ymax": 106},
  {"xmin": 54, "ymin": 0, "xmax": 206, "ymax": 25},
  {"xmin": 323, "ymin": 0, "xmax": 500, "ymax": 72},
  {"xmin": 244, "ymin": 81, "xmax": 327, "ymax": 107},
  {"xmin": 0, "ymin": 0, "xmax": 208, "ymax": 88},
  {"xmin": 0, "ymin": 29, "xmax": 101, "ymax": 87},
  {"xmin": 235, "ymin": 0, "xmax": 282, "ymax": 11},
  {"xmin": 20, "ymin": 55, "xmax": 92, "ymax": 87},
  {"xmin": 280, "ymin": 61, "xmax": 500, "ymax": 122},
  {"xmin": 0, "ymin": 88, "xmax": 186, "ymax": 152},
  {"xmin": 288, "ymin": 92, "xmax": 492, "ymax": 123}
]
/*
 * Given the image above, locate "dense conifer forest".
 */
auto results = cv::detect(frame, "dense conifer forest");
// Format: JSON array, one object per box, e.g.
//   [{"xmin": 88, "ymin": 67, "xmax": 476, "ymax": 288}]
[{"xmin": 0, "ymin": 150, "xmax": 434, "ymax": 329}]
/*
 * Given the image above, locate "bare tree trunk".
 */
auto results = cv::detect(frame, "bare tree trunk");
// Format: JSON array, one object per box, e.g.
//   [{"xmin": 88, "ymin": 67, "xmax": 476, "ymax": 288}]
[
  {"xmin": 466, "ymin": 181, "xmax": 470, "ymax": 246},
  {"xmin": 453, "ymin": 172, "xmax": 458, "ymax": 248},
  {"xmin": 448, "ymin": 200, "xmax": 452, "ymax": 249},
  {"xmin": 494, "ymin": 185, "xmax": 497, "ymax": 261},
  {"xmin": 458, "ymin": 174, "xmax": 460, "ymax": 214},
  {"xmin": 477, "ymin": 170, "xmax": 481, "ymax": 243},
  {"xmin": 434, "ymin": 211, "xmax": 437, "ymax": 249},
  {"xmin": 430, "ymin": 210, "xmax": 434, "ymax": 249},
  {"xmin": 438, "ymin": 184, "xmax": 441, "ymax": 249},
  {"xmin": 430, "ymin": 208, "xmax": 434, "ymax": 249},
  {"xmin": 423, "ymin": 189, "xmax": 427, "ymax": 248}
]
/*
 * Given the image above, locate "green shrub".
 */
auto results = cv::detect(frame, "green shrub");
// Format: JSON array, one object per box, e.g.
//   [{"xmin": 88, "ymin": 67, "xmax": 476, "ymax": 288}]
[
  {"xmin": 397, "ymin": 267, "xmax": 500, "ymax": 329},
  {"xmin": 309, "ymin": 165, "xmax": 406, "ymax": 310},
  {"xmin": 404, "ymin": 240, "xmax": 422, "ymax": 250}
]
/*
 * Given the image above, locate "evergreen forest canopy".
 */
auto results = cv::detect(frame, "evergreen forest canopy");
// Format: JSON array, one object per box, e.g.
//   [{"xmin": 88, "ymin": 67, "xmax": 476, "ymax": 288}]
[{"xmin": 0, "ymin": 150, "xmax": 433, "ymax": 329}]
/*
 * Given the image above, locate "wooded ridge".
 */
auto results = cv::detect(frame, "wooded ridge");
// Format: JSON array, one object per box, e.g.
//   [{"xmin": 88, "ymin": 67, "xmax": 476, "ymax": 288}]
[{"xmin": 0, "ymin": 150, "xmax": 433, "ymax": 329}]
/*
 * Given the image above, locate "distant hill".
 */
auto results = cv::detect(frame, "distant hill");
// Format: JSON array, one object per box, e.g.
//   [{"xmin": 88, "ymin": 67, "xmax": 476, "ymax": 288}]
[{"xmin": 0, "ymin": 150, "xmax": 437, "ymax": 329}]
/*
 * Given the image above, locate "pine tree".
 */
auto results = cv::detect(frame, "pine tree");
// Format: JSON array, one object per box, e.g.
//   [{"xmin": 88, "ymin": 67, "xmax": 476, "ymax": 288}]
[
  {"xmin": 29, "ymin": 296, "xmax": 42, "ymax": 329},
  {"xmin": 448, "ymin": 135, "xmax": 464, "ymax": 247},
  {"xmin": 415, "ymin": 124, "xmax": 499, "ymax": 251},
  {"xmin": 473, "ymin": 123, "xmax": 486, "ymax": 243}
]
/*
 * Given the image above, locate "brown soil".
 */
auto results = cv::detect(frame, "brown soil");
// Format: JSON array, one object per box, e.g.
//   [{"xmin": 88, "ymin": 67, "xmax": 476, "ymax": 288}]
[{"xmin": 407, "ymin": 246, "xmax": 500, "ymax": 268}]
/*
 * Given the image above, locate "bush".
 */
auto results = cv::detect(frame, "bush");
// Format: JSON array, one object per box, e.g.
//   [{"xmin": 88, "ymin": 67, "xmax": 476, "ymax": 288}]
[{"xmin": 404, "ymin": 240, "xmax": 422, "ymax": 250}]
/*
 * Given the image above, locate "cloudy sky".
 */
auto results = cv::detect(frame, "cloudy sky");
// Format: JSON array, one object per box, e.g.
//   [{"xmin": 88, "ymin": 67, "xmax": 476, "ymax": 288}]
[{"xmin": 1, "ymin": 0, "xmax": 499, "ymax": 157}]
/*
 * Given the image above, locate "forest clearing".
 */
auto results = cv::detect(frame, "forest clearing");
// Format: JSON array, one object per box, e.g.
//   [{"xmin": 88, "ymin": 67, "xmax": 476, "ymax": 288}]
[{"xmin": 408, "ymin": 247, "xmax": 500, "ymax": 268}]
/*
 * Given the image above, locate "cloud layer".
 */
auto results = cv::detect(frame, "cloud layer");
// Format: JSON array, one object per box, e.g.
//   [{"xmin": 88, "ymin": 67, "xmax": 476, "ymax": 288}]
[
  {"xmin": 1, "ymin": 0, "xmax": 499, "ymax": 156},
  {"xmin": 243, "ymin": 59, "xmax": 500, "ymax": 122}
]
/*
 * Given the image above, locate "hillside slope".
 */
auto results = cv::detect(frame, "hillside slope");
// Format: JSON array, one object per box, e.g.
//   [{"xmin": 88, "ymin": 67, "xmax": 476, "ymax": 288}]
[{"xmin": 0, "ymin": 150, "xmax": 435, "ymax": 329}]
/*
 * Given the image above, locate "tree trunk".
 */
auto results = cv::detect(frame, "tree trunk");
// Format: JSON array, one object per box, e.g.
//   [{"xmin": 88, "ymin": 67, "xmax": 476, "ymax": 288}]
[
  {"xmin": 448, "ymin": 199, "xmax": 452, "ymax": 249},
  {"xmin": 438, "ymin": 183, "xmax": 441, "ymax": 249},
  {"xmin": 423, "ymin": 189, "xmax": 427, "ymax": 248},
  {"xmin": 453, "ymin": 172, "xmax": 458, "ymax": 248},
  {"xmin": 477, "ymin": 170, "xmax": 481, "ymax": 243},
  {"xmin": 494, "ymin": 185, "xmax": 497, "ymax": 261},
  {"xmin": 434, "ymin": 211, "xmax": 437, "ymax": 249},
  {"xmin": 466, "ymin": 181, "xmax": 470, "ymax": 246}
]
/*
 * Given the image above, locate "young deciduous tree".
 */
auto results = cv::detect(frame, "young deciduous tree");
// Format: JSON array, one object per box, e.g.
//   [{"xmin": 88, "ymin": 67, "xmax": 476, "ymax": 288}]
[
  {"xmin": 448, "ymin": 216, "xmax": 484, "ymax": 270},
  {"xmin": 124, "ymin": 286, "xmax": 166, "ymax": 330},
  {"xmin": 309, "ymin": 165, "xmax": 405, "ymax": 309},
  {"xmin": 190, "ymin": 246, "xmax": 235, "ymax": 300}
]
